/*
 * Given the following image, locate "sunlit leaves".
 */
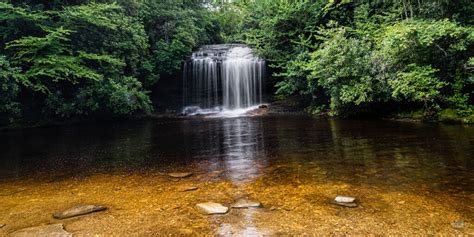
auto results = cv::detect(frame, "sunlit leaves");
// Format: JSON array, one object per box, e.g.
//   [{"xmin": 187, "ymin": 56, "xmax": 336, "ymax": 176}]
[{"xmin": 391, "ymin": 64, "xmax": 445, "ymax": 103}]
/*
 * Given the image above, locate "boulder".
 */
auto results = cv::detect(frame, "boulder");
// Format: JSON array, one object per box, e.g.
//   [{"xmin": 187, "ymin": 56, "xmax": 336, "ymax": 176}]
[
  {"xmin": 195, "ymin": 202, "xmax": 228, "ymax": 215},
  {"xmin": 53, "ymin": 205, "xmax": 106, "ymax": 219},
  {"xmin": 11, "ymin": 224, "xmax": 72, "ymax": 237}
]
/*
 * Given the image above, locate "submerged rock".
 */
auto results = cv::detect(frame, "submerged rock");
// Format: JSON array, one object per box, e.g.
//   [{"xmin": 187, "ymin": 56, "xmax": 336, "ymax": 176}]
[
  {"xmin": 195, "ymin": 202, "xmax": 229, "ymax": 215},
  {"xmin": 333, "ymin": 202, "xmax": 358, "ymax": 208},
  {"xmin": 11, "ymin": 224, "xmax": 72, "ymax": 237},
  {"xmin": 53, "ymin": 205, "xmax": 106, "ymax": 219},
  {"xmin": 451, "ymin": 220, "xmax": 464, "ymax": 229},
  {"xmin": 180, "ymin": 186, "xmax": 198, "ymax": 192},
  {"xmin": 231, "ymin": 198, "xmax": 262, "ymax": 208},
  {"xmin": 333, "ymin": 196, "xmax": 358, "ymax": 208},
  {"xmin": 167, "ymin": 172, "xmax": 193, "ymax": 178},
  {"xmin": 335, "ymin": 196, "xmax": 356, "ymax": 203}
]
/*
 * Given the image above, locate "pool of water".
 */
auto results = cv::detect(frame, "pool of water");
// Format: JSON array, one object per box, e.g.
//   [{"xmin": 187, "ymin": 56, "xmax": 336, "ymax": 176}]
[{"xmin": 0, "ymin": 115, "xmax": 473, "ymax": 235}]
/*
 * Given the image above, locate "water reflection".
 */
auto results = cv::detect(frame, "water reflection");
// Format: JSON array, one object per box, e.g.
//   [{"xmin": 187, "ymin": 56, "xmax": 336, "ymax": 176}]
[
  {"xmin": 0, "ymin": 116, "xmax": 472, "ymax": 192},
  {"xmin": 221, "ymin": 118, "xmax": 265, "ymax": 183}
]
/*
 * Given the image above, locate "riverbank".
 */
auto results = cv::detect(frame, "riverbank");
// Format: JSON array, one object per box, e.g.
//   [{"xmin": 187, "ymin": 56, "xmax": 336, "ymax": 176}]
[{"xmin": 1, "ymin": 106, "xmax": 472, "ymax": 132}]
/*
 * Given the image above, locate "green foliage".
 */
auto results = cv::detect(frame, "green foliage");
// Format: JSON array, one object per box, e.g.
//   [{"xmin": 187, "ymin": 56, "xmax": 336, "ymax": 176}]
[
  {"xmin": 225, "ymin": 0, "xmax": 473, "ymax": 118},
  {"xmin": 140, "ymin": 0, "xmax": 219, "ymax": 80},
  {"xmin": 0, "ymin": 1, "xmax": 220, "ymax": 124},
  {"xmin": 391, "ymin": 64, "xmax": 445, "ymax": 105},
  {"xmin": 306, "ymin": 28, "xmax": 388, "ymax": 111},
  {"xmin": 0, "ymin": 56, "xmax": 24, "ymax": 120},
  {"xmin": 1, "ymin": 0, "xmax": 473, "ymax": 124},
  {"xmin": 6, "ymin": 27, "xmax": 103, "ymax": 93}
]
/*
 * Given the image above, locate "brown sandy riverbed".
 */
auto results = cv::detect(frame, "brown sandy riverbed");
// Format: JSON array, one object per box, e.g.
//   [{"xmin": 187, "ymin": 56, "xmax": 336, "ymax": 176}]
[{"xmin": 1, "ymin": 168, "xmax": 472, "ymax": 235}]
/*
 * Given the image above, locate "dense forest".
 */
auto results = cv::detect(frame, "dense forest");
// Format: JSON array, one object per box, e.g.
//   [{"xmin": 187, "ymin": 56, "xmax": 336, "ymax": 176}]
[{"xmin": 1, "ymin": 0, "xmax": 473, "ymax": 126}]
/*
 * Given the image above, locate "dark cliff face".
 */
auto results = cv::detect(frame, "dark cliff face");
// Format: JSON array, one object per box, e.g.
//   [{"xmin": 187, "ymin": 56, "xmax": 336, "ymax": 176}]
[{"xmin": 150, "ymin": 72, "xmax": 184, "ymax": 114}]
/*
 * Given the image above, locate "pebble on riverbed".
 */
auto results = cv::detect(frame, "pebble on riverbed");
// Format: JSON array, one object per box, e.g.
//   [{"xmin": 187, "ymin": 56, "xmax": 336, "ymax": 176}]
[
  {"xmin": 195, "ymin": 202, "xmax": 229, "ymax": 215},
  {"xmin": 451, "ymin": 220, "xmax": 464, "ymax": 229},
  {"xmin": 180, "ymin": 186, "xmax": 198, "ymax": 192},
  {"xmin": 167, "ymin": 172, "xmax": 193, "ymax": 178},
  {"xmin": 11, "ymin": 224, "xmax": 72, "ymax": 237},
  {"xmin": 333, "ymin": 196, "xmax": 358, "ymax": 208},
  {"xmin": 231, "ymin": 198, "xmax": 262, "ymax": 208},
  {"xmin": 53, "ymin": 205, "xmax": 107, "ymax": 219}
]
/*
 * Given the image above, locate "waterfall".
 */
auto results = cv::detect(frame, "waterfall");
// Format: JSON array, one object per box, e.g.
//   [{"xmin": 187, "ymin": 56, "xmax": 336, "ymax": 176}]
[{"xmin": 182, "ymin": 44, "xmax": 265, "ymax": 115}]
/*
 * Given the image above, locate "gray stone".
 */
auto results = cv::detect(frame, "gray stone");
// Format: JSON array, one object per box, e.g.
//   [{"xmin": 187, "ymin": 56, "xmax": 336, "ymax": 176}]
[
  {"xmin": 335, "ymin": 196, "xmax": 356, "ymax": 203},
  {"xmin": 231, "ymin": 198, "xmax": 262, "ymax": 208},
  {"xmin": 11, "ymin": 224, "xmax": 72, "ymax": 237},
  {"xmin": 167, "ymin": 172, "xmax": 193, "ymax": 178},
  {"xmin": 333, "ymin": 196, "xmax": 358, "ymax": 208},
  {"xmin": 53, "ymin": 205, "xmax": 106, "ymax": 219},
  {"xmin": 195, "ymin": 202, "xmax": 229, "ymax": 215},
  {"xmin": 451, "ymin": 220, "xmax": 464, "ymax": 229},
  {"xmin": 333, "ymin": 202, "xmax": 358, "ymax": 208}
]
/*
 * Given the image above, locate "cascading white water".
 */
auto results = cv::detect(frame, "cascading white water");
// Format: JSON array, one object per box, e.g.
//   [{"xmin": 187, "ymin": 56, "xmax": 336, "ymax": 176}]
[{"xmin": 182, "ymin": 44, "xmax": 265, "ymax": 116}]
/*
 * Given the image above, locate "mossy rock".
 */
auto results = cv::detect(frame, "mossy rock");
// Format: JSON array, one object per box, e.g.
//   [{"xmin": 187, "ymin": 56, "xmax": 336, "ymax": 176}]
[
  {"xmin": 392, "ymin": 110, "xmax": 425, "ymax": 120},
  {"xmin": 439, "ymin": 109, "xmax": 474, "ymax": 124},
  {"xmin": 462, "ymin": 114, "xmax": 474, "ymax": 124},
  {"xmin": 439, "ymin": 109, "xmax": 463, "ymax": 123}
]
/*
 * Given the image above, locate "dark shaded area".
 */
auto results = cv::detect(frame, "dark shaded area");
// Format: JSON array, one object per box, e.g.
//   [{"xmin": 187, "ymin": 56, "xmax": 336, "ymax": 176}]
[{"xmin": 1, "ymin": 115, "xmax": 472, "ymax": 195}]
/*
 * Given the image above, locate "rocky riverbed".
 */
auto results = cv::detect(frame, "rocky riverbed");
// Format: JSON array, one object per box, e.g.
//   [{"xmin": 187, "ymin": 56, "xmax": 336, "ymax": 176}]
[{"xmin": 0, "ymin": 168, "xmax": 472, "ymax": 235}]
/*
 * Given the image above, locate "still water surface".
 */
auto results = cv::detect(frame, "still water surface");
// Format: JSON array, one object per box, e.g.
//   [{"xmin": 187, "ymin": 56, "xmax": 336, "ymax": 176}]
[{"xmin": 0, "ymin": 115, "xmax": 473, "ymax": 235}]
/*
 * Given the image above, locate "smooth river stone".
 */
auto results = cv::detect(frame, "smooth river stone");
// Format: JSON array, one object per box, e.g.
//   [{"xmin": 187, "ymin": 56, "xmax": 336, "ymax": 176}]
[
  {"xmin": 167, "ymin": 172, "xmax": 193, "ymax": 178},
  {"xmin": 11, "ymin": 224, "xmax": 72, "ymax": 237},
  {"xmin": 231, "ymin": 198, "xmax": 262, "ymax": 208},
  {"xmin": 451, "ymin": 220, "xmax": 464, "ymax": 229},
  {"xmin": 333, "ymin": 202, "xmax": 358, "ymax": 208},
  {"xmin": 333, "ymin": 196, "xmax": 358, "ymax": 208},
  {"xmin": 195, "ymin": 202, "xmax": 229, "ymax": 215},
  {"xmin": 335, "ymin": 196, "xmax": 356, "ymax": 203},
  {"xmin": 180, "ymin": 186, "xmax": 198, "ymax": 192},
  {"xmin": 53, "ymin": 205, "xmax": 106, "ymax": 219}
]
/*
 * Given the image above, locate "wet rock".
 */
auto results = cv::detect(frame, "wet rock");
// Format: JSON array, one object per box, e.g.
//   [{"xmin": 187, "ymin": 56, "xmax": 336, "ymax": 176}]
[
  {"xmin": 259, "ymin": 104, "xmax": 269, "ymax": 109},
  {"xmin": 333, "ymin": 196, "xmax": 358, "ymax": 208},
  {"xmin": 180, "ymin": 186, "xmax": 198, "ymax": 192},
  {"xmin": 333, "ymin": 202, "xmax": 358, "ymax": 208},
  {"xmin": 451, "ymin": 220, "xmax": 464, "ymax": 229},
  {"xmin": 231, "ymin": 198, "xmax": 262, "ymax": 208},
  {"xmin": 335, "ymin": 196, "xmax": 356, "ymax": 203},
  {"xmin": 167, "ymin": 172, "xmax": 193, "ymax": 178},
  {"xmin": 53, "ymin": 205, "xmax": 106, "ymax": 219},
  {"xmin": 11, "ymin": 224, "xmax": 72, "ymax": 237},
  {"xmin": 195, "ymin": 202, "xmax": 229, "ymax": 215}
]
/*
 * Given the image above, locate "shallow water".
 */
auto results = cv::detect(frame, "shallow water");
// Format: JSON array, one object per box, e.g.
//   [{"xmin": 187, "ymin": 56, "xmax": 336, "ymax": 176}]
[{"xmin": 0, "ymin": 115, "xmax": 473, "ymax": 235}]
